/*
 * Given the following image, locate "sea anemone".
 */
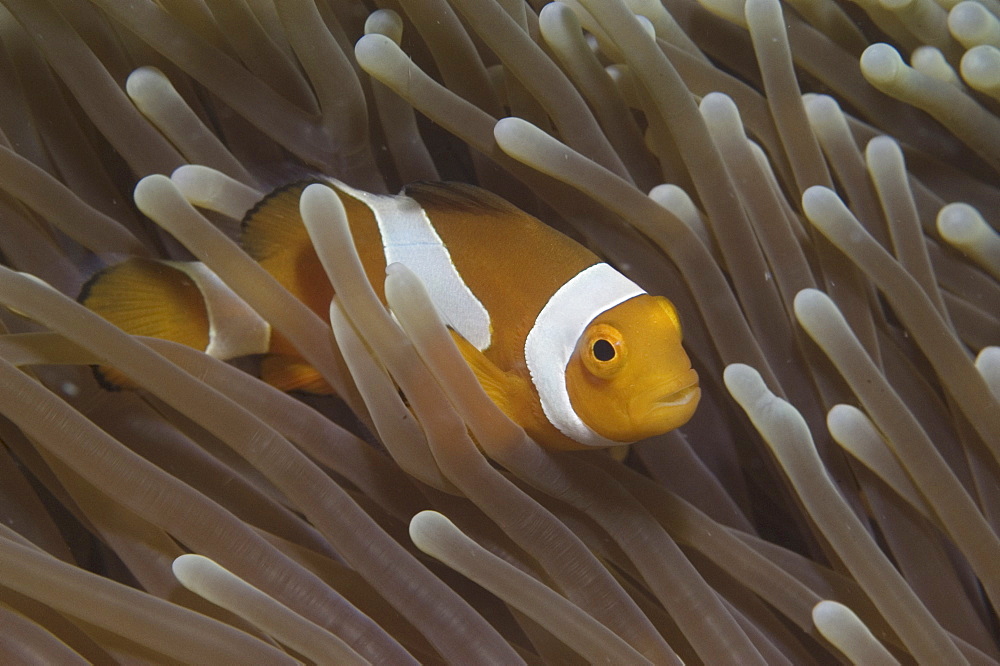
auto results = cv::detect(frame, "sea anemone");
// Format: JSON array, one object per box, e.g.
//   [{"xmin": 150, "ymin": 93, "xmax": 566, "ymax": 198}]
[{"xmin": 0, "ymin": 0, "xmax": 997, "ymax": 663}]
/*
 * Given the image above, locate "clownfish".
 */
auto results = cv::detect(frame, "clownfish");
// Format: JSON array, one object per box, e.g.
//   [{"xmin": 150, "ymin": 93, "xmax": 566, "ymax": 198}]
[{"xmin": 80, "ymin": 180, "xmax": 700, "ymax": 450}]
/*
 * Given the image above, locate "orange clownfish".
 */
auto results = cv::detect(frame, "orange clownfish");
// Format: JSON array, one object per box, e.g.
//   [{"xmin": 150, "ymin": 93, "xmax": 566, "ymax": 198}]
[{"xmin": 81, "ymin": 180, "xmax": 700, "ymax": 450}]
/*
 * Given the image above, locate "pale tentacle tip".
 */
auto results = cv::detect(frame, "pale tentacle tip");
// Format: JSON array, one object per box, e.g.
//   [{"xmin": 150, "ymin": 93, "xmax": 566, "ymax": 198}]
[
  {"xmin": 493, "ymin": 116, "xmax": 535, "ymax": 142},
  {"xmin": 408, "ymin": 510, "xmax": 454, "ymax": 551},
  {"xmin": 937, "ymin": 202, "xmax": 986, "ymax": 242},
  {"xmin": 793, "ymin": 288, "xmax": 829, "ymax": 315},
  {"xmin": 171, "ymin": 553, "xmax": 210, "ymax": 580},
  {"xmin": 364, "ymin": 9, "xmax": 404, "ymax": 44},
  {"xmin": 800, "ymin": 185, "xmax": 838, "ymax": 218},
  {"xmin": 125, "ymin": 66, "xmax": 168, "ymax": 98},
  {"xmin": 722, "ymin": 363, "xmax": 767, "ymax": 406},
  {"xmin": 860, "ymin": 44, "xmax": 904, "ymax": 84}
]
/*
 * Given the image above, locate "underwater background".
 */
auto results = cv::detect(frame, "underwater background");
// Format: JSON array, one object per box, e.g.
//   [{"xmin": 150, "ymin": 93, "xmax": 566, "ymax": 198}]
[{"xmin": 0, "ymin": 0, "xmax": 997, "ymax": 663}]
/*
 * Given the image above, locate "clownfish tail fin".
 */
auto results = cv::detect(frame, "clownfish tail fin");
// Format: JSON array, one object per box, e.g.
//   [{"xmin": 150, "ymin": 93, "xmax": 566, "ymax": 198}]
[
  {"xmin": 80, "ymin": 258, "xmax": 211, "ymax": 349},
  {"xmin": 91, "ymin": 365, "xmax": 127, "ymax": 392},
  {"xmin": 79, "ymin": 258, "xmax": 212, "ymax": 389},
  {"xmin": 259, "ymin": 354, "xmax": 333, "ymax": 395}
]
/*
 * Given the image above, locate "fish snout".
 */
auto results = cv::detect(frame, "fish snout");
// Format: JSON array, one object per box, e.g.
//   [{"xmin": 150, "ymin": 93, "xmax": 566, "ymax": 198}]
[{"xmin": 629, "ymin": 368, "xmax": 701, "ymax": 434}]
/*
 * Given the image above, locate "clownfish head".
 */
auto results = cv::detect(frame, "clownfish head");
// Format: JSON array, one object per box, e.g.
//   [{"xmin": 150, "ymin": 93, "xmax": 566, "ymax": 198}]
[{"xmin": 564, "ymin": 294, "xmax": 700, "ymax": 443}]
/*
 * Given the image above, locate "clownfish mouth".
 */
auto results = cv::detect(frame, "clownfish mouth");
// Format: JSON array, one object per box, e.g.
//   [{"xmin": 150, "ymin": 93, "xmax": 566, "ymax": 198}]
[
  {"xmin": 629, "ymin": 371, "xmax": 701, "ymax": 436},
  {"xmin": 656, "ymin": 385, "xmax": 700, "ymax": 408}
]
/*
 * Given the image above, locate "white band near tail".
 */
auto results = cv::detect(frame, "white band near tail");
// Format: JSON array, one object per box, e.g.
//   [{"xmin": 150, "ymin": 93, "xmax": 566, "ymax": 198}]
[
  {"xmin": 524, "ymin": 263, "xmax": 645, "ymax": 447},
  {"xmin": 334, "ymin": 181, "xmax": 493, "ymax": 351},
  {"xmin": 169, "ymin": 262, "xmax": 271, "ymax": 359}
]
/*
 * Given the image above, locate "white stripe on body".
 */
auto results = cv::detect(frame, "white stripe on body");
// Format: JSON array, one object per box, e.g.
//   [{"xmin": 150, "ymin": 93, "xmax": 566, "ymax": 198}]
[
  {"xmin": 334, "ymin": 181, "xmax": 493, "ymax": 351},
  {"xmin": 524, "ymin": 263, "xmax": 645, "ymax": 447}
]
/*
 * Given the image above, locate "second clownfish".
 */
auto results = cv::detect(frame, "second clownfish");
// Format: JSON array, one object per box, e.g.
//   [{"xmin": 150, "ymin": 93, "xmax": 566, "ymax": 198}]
[{"xmin": 81, "ymin": 180, "xmax": 700, "ymax": 450}]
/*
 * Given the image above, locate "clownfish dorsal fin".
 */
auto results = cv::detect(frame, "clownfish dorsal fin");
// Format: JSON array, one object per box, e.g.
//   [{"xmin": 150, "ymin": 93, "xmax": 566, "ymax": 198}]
[
  {"xmin": 402, "ymin": 181, "xmax": 524, "ymax": 217},
  {"xmin": 241, "ymin": 180, "xmax": 322, "ymax": 262}
]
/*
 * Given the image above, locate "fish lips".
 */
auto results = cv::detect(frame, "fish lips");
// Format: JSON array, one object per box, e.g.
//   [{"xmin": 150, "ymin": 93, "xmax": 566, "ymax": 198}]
[
  {"xmin": 631, "ymin": 369, "xmax": 701, "ymax": 432},
  {"xmin": 656, "ymin": 383, "xmax": 700, "ymax": 408}
]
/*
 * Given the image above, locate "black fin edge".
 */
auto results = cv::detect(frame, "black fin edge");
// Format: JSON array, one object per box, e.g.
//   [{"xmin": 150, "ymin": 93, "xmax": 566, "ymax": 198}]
[
  {"xmin": 239, "ymin": 178, "xmax": 327, "ymax": 234},
  {"xmin": 402, "ymin": 181, "xmax": 522, "ymax": 216},
  {"xmin": 76, "ymin": 257, "xmax": 166, "ymax": 305},
  {"xmin": 90, "ymin": 365, "xmax": 124, "ymax": 392}
]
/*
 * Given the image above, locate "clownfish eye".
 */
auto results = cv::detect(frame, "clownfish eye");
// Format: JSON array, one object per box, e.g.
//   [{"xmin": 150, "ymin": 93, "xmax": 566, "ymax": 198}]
[
  {"xmin": 581, "ymin": 324, "xmax": 625, "ymax": 378},
  {"xmin": 592, "ymin": 338, "xmax": 616, "ymax": 361}
]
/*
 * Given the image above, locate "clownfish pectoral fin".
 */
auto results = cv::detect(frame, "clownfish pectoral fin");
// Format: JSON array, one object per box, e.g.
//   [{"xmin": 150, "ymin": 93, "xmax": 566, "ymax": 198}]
[
  {"xmin": 259, "ymin": 354, "xmax": 333, "ymax": 395},
  {"xmin": 447, "ymin": 330, "xmax": 519, "ymax": 415}
]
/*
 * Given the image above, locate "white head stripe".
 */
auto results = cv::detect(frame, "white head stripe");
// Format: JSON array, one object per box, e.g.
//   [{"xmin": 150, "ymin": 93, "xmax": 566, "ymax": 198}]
[
  {"xmin": 168, "ymin": 262, "xmax": 271, "ymax": 359},
  {"xmin": 524, "ymin": 263, "xmax": 645, "ymax": 447},
  {"xmin": 333, "ymin": 181, "xmax": 492, "ymax": 350}
]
